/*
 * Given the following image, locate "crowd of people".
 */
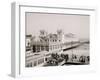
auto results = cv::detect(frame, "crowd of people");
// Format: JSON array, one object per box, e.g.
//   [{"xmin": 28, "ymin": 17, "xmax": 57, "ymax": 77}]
[
  {"xmin": 45, "ymin": 53, "xmax": 90, "ymax": 66},
  {"xmin": 70, "ymin": 54, "xmax": 90, "ymax": 64}
]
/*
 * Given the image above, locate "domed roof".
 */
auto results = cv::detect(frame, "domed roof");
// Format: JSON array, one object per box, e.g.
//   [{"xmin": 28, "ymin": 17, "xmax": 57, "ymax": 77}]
[{"xmin": 33, "ymin": 36, "xmax": 40, "ymax": 42}]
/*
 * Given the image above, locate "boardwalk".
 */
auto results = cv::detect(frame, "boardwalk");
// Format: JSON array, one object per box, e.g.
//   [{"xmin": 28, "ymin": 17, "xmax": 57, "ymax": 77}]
[{"xmin": 44, "ymin": 42, "xmax": 89, "ymax": 66}]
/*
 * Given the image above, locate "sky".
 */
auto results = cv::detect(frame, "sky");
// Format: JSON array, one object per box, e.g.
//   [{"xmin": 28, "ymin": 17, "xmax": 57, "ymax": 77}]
[{"xmin": 26, "ymin": 12, "xmax": 90, "ymax": 39}]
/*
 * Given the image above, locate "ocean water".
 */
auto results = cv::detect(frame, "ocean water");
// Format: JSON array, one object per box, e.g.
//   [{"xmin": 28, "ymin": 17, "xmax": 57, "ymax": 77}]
[{"xmin": 63, "ymin": 43, "xmax": 89, "ymax": 55}]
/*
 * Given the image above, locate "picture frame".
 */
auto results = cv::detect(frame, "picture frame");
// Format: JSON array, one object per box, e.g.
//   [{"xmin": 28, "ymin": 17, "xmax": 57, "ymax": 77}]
[{"xmin": 11, "ymin": 2, "xmax": 96, "ymax": 78}]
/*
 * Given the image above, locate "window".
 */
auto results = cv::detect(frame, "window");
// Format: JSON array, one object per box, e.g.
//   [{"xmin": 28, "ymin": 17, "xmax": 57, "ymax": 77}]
[
  {"xmin": 26, "ymin": 48, "xmax": 31, "ymax": 51},
  {"xmin": 38, "ymin": 58, "xmax": 44, "ymax": 65},
  {"xmin": 41, "ymin": 46, "xmax": 44, "ymax": 51},
  {"xmin": 53, "ymin": 45, "xmax": 55, "ymax": 49},
  {"xmin": 55, "ymin": 40, "xmax": 57, "ymax": 42},
  {"xmin": 49, "ymin": 46, "xmax": 52, "ymax": 50},
  {"xmin": 30, "ymin": 62, "xmax": 32, "ymax": 67},
  {"xmin": 33, "ymin": 45, "xmax": 36, "ymax": 52},
  {"xmin": 37, "ymin": 45, "xmax": 40, "ymax": 52},
  {"xmin": 46, "ymin": 46, "xmax": 49, "ymax": 51},
  {"xmin": 53, "ymin": 40, "xmax": 54, "ymax": 42},
  {"xmin": 34, "ymin": 61, "xmax": 37, "ymax": 66},
  {"xmin": 26, "ymin": 62, "xmax": 32, "ymax": 67},
  {"xmin": 26, "ymin": 64, "xmax": 29, "ymax": 67}
]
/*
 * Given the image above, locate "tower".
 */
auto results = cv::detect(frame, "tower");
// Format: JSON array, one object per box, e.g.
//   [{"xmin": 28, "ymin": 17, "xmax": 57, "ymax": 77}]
[
  {"xmin": 39, "ymin": 30, "xmax": 48, "ymax": 37},
  {"xmin": 57, "ymin": 29, "xmax": 63, "ymax": 42}
]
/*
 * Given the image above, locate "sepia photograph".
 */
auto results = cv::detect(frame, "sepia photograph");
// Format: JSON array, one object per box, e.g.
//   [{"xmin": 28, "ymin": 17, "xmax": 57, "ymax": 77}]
[{"xmin": 25, "ymin": 12, "xmax": 90, "ymax": 67}]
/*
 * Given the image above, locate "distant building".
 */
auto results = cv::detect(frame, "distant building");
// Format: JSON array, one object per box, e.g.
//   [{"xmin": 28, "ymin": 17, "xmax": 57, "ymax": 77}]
[
  {"xmin": 26, "ymin": 35, "xmax": 32, "ymax": 52},
  {"xmin": 63, "ymin": 33, "xmax": 80, "ymax": 49},
  {"xmin": 65, "ymin": 33, "xmax": 79, "ymax": 42}
]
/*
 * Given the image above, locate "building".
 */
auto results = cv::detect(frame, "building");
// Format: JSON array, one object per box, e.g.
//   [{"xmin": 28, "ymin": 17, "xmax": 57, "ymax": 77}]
[
  {"xmin": 25, "ymin": 51, "xmax": 48, "ymax": 67},
  {"xmin": 25, "ymin": 30, "xmax": 65, "ymax": 67},
  {"xmin": 26, "ymin": 35, "xmax": 32, "ymax": 51},
  {"xmin": 25, "ymin": 30, "xmax": 81, "ymax": 67},
  {"xmin": 31, "ymin": 29, "xmax": 64, "ymax": 53}
]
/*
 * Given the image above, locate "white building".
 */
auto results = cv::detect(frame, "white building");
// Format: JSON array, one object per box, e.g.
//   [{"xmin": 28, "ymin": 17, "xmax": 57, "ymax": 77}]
[{"xmin": 25, "ymin": 30, "xmax": 80, "ymax": 67}]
